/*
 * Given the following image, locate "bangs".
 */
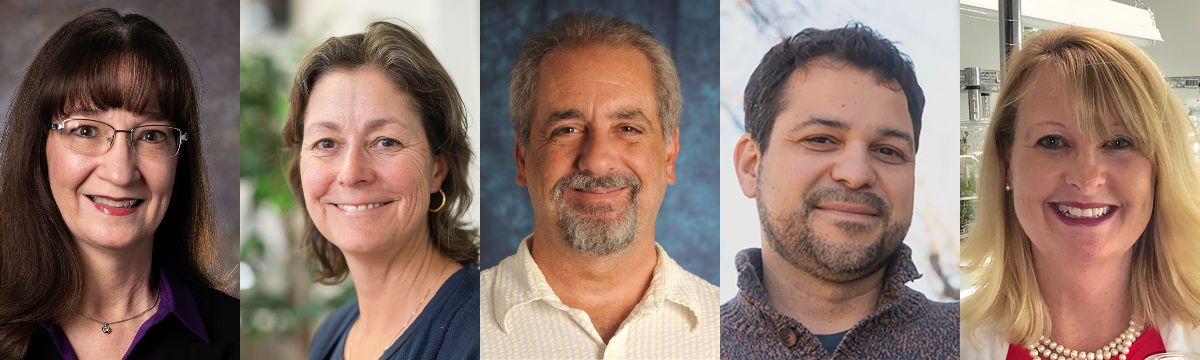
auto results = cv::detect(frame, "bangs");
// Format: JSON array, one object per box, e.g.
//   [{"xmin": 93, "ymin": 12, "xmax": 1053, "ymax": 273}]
[
  {"xmin": 39, "ymin": 19, "xmax": 193, "ymax": 125},
  {"xmin": 1034, "ymin": 40, "xmax": 1162, "ymax": 162}
]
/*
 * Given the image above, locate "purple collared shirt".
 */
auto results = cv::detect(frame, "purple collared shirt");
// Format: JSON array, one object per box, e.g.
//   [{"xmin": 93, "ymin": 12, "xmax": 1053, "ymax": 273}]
[{"xmin": 39, "ymin": 270, "xmax": 210, "ymax": 360}]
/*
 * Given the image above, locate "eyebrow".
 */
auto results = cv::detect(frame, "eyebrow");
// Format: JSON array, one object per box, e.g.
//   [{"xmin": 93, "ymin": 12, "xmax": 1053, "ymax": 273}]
[
  {"xmin": 792, "ymin": 116, "xmax": 915, "ymax": 150},
  {"xmin": 1024, "ymin": 121, "xmax": 1067, "ymax": 137},
  {"xmin": 879, "ymin": 127, "xmax": 915, "ymax": 151},
  {"xmin": 66, "ymin": 110, "xmax": 170, "ymax": 124},
  {"xmin": 306, "ymin": 117, "xmax": 408, "ymax": 132},
  {"xmin": 546, "ymin": 107, "xmax": 651, "ymax": 124}
]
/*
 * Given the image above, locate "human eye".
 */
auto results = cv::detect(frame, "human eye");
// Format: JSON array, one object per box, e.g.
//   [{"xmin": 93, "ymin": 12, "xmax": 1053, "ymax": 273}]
[
  {"xmin": 371, "ymin": 137, "xmax": 405, "ymax": 152},
  {"xmin": 1035, "ymin": 135, "xmax": 1068, "ymax": 150},
  {"xmin": 873, "ymin": 145, "xmax": 911, "ymax": 164},
  {"xmin": 618, "ymin": 124, "xmax": 643, "ymax": 134},
  {"xmin": 1103, "ymin": 136, "xmax": 1135, "ymax": 150},
  {"xmin": 67, "ymin": 121, "xmax": 103, "ymax": 139},
  {"xmin": 310, "ymin": 138, "xmax": 338, "ymax": 152},
  {"xmin": 137, "ymin": 129, "xmax": 168, "ymax": 143},
  {"xmin": 799, "ymin": 135, "xmax": 840, "ymax": 151},
  {"xmin": 550, "ymin": 125, "xmax": 583, "ymax": 138}
]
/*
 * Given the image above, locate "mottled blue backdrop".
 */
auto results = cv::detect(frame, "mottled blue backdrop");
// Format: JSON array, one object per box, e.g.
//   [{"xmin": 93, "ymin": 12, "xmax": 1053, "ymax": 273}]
[{"xmin": 479, "ymin": 0, "xmax": 720, "ymax": 284}]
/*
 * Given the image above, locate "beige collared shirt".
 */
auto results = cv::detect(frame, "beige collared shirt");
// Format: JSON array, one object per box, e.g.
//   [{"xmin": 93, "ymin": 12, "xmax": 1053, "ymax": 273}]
[{"xmin": 481, "ymin": 236, "xmax": 719, "ymax": 359}]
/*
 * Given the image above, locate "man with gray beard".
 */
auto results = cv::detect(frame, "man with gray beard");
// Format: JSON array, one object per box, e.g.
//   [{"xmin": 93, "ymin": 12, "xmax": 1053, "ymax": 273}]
[
  {"xmin": 480, "ymin": 13, "xmax": 719, "ymax": 359},
  {"xmin": 722, "ymin": 24, "xmax": 958, "ymax": 359}
]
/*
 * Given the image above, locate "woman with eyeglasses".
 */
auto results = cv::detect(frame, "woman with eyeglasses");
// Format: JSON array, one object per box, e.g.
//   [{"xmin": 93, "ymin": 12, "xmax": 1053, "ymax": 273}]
[{"xmin": 0, "ymin": 8, "xmax": 237, "ymax": 359}]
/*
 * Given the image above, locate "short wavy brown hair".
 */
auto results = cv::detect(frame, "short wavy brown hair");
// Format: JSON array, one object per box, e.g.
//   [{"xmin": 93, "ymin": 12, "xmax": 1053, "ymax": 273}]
[{"xmin": 283, "ymin": 21, "xmax": 479, "ymax": 284}]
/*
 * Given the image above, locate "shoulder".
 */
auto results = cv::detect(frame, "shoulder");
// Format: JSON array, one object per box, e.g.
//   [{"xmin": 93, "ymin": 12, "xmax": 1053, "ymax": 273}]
[
  {"xmin": 676, "ymin": 266, "xmax": 719, "ymax": 301},
  {"xmin": 186, "ymin": 286, "xmax": 240, "ymax": 356},
  {"xmin": 902, "ymin": 287, "xmax": 960, "ymax": 326},
  {"xmin": 439, "ymin": 265, "xmax": 481, "ymax": 333},
  {"xmin": 309, "ymin": 298, "xmax": 359, "ymax": 359},
  {"xmin": 430, "ymin": 265, "xmax": 480, "ymax": 359}
]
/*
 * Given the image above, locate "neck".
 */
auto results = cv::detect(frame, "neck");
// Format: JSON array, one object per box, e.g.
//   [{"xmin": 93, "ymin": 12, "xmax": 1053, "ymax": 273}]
[
  {"xmin": 75, "ymin": 236, "xmax": 156, "ymax": 320},
  {"xmin": 760, "ymin": 246, "xmax": 885, "ymax": 335},
  {"xmin": 343, "ymin": 227, "xmax": 458, "ymax": 334},
  {"xmin": 529, "ymin": 229, "xmax": 658, "ymax": 299},
  {"xmin": 528, "ymin": 228, "xmax": 658, "ymax": 342},
  {"xmin": 1033, "ymin": 247, "xmax": 1135, "ymax": 351}
]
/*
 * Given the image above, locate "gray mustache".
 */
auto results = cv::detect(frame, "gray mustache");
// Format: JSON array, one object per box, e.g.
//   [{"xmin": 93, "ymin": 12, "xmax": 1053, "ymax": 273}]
[{"xmin": 553, "ymin": 173, "xmax": 642, "ymax": 198}]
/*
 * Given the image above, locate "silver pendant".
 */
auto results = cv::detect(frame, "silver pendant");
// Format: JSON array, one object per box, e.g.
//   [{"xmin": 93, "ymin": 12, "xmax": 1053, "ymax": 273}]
[{"xmin": 101, "ymin": 323, "xmax": 111, "ymax": 334}]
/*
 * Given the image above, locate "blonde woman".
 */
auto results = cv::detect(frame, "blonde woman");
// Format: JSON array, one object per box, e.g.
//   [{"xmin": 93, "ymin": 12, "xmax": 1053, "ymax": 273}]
[{"xmin": 961, "ymin": 26, "xmax": 1200, "ymax": 359}]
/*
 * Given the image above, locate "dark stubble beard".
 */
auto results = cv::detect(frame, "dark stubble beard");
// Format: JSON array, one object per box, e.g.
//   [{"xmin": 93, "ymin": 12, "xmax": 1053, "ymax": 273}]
[
  {"xmin": 552, "ymin": 172, "xmax": 642, "ymax": 256},
  {"xmin": 759, "ymin": 186, "xmax": 908, "ymax": 283}
]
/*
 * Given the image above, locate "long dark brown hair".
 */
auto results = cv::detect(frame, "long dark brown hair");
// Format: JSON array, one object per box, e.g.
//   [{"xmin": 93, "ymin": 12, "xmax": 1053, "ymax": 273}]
[
  {"xmin": 283, "ymin": 21, "xmax": 479, "ymax": 284},
  {"xmin": 0, "ymin": 9, "xmax": 219, "ymax": 357}
]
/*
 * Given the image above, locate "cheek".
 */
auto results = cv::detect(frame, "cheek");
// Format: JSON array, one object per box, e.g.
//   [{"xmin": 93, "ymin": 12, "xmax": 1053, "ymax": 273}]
[
  {"xmin": 883, "ymin": 165, "xmax": 916, "ymax": 216},
  {"xmin": 143, "ymin": 160, "xmax": 178, "ymax": 199},
  {"xmin": 1115, "ymin": 157, "xmax": 1155, "ymax": 219},
  {"xmin": 298, "ymin": 156, "xmax": 333, "ymax": 208},
  {"xmin": 45, "ymin": 142, "xmax": 90, "ymax": 196}
]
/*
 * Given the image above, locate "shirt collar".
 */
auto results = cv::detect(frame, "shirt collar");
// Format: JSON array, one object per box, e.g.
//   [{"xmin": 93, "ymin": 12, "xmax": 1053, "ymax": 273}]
[
  {"xmin": 491, "ymin": 235, "xmax": 706, "ymax": 333},
  {"xmin": 158, "ymin": 268, "xmax": 210, "ymax": 343},
  {"xmin": 733, "ymin": 243, "xmax": 923, "ymax": 327},
  {"xmin": 38, "ymin": 268, "xmax": 210, "ymax": 360}
]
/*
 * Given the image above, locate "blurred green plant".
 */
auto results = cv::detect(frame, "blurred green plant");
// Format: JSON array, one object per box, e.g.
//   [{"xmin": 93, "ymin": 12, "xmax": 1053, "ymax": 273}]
[
  {"xmin": 960, "ymin": 134, "xmax": 977, "ymax": 236},
  {"xmin": 238, "ymin": 52, "xmax": 354, "ymax": 347}
]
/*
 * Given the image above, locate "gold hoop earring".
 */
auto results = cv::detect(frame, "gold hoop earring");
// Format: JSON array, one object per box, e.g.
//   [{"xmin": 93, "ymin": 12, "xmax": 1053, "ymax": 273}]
[{"xmin": 429, "ymin": 189, "xmax": 447, "ymax": 213}]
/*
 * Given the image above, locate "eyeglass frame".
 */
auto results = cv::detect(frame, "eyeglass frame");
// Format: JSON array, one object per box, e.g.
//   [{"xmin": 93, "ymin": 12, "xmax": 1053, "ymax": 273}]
[{"xmin": 49, "ymin": 118, "xmax": 189, "ymax": 158}]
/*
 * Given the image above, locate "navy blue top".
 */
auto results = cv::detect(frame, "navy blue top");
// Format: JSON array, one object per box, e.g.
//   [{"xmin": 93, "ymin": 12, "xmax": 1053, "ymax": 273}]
[{"xmin": 309, "ymin": 264, "xmax": 479, "ymax": 360}]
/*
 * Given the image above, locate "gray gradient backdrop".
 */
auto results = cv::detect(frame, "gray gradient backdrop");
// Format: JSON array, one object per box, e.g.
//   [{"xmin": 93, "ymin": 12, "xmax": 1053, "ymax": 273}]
[{"xmin": 0, "ymin": 0, "xmax": 240, "ymax": 291}]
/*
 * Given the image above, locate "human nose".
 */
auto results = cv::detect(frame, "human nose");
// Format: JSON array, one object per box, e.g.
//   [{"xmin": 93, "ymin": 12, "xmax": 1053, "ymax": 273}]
[
  {"xmin": 1064, "ymin": 149, "xmax": 1106, "ymax": 193},
  {"xmin": 335, "ymin": 146, "xmax": 376, "ymax": 186},
  {"xmin": 575, "ymin": 130, "xmax": 620, "ymax": 176},
  {"xmin": 96, "ymin": 131, "xmax": 141, "ymax": 186},
  {"xmin": 829, "ymin": 144, "xmax": 877, "ymax": 189}
]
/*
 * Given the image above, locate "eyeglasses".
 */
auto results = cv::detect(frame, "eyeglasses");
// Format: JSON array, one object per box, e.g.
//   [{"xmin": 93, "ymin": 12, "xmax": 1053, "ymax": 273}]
[{"xmin": 50, "ymin": 118, "xmax": 188, "ymax": 158}]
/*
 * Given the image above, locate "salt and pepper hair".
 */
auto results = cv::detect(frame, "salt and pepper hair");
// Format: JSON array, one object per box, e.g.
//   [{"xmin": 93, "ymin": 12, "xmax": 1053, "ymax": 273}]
[{"xmin": 509, "ymin": 12, "xmax": 681, "ymax": 146}]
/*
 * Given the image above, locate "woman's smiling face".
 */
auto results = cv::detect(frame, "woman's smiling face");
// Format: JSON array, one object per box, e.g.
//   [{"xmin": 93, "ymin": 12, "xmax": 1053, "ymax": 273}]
[
  {"xmin": 1008, "ymin": 67, "xmax": 1154, "ymax": 263},
  {"xmin": 46, "ymin": 107, "xmax": 179, "ymax": 251},
  {"xmin": 298, "ymin": 67, "xmax": 446, "ymax": 254}
]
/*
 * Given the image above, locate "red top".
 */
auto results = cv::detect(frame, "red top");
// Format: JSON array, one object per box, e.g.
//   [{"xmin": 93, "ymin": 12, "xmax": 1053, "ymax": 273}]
[{"xmin": 1006, "ymin": 326, "xmax": 1165, "ymax": 360}]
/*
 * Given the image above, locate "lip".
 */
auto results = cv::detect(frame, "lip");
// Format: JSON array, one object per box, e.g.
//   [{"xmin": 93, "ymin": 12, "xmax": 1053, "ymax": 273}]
[
  {"xmin": 86, "ymin": 194, "xmax": 143, "ymax": 216},
  {"xmin": 568, "ymin": 186, "xmax": 630, "ymax": 201},
  {"xmin": 813, "ymin": 201, "xmax": 880, "ymax": 223},
  {"xmin": 1049, "ymin": 202, "xmax": 1118, "ymax": 227},
  {"xmin": 327, "ymin": 200, "xmax": 395, "ymax": 214}
]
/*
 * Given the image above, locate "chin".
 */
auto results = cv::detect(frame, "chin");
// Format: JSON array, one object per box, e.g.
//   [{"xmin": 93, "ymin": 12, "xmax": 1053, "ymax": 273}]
[
  {"xmin": 78, "ymin": 233, "xmax": 148, "ymax": 251},
  {"xmin": 327, "ymin": 232, "xmax": 396, "ymax": 254}
]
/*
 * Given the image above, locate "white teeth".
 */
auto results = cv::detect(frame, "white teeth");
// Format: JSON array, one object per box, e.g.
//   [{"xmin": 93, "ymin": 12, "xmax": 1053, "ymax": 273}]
[
  {"xmin": 91, "ymin": 196, "xmax": 138, "ymax": 208},
  {"xmin": 1056, "ymin": 204, "xmax": 1112, "ymax": 219},
  {"xmin": 336, "ymin": 202, "xmax": 388, "ymax": 213}
]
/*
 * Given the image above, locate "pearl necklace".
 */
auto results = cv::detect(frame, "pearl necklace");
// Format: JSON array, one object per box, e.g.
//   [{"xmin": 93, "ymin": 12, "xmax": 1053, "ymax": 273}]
[{"xmin": 1026, "ymin": 320, "xmax": 1143, "ymax": 360}]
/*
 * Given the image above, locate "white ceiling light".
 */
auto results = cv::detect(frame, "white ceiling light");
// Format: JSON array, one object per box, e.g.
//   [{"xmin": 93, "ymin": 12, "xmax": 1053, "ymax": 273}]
[{"xmin": 961, "ymin": 0, "xmax": 1162, "ymax": 46}]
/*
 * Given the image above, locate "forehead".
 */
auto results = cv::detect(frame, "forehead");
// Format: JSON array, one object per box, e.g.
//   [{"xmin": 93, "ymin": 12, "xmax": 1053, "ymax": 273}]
[
  {"xmin": 1014, "ymin": 65, "xmax": 1128, "ymax": 138},
  {"xmin": 532, "ymin": 44, "xmax": 657, "ymax": 116},
  {"xmin": 303, "ymin": 67, "xmax": 421, "ymax": 131},
  {"xmin": 775, "ymin": 61, "xmax": 911, "ymax": 134}
]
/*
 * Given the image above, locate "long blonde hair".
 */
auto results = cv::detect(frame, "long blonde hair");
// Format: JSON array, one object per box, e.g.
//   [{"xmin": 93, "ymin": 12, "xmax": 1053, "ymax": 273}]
[{"xmin": 962, "ymin": 26, "xmax": 1200, "ymax": 345}]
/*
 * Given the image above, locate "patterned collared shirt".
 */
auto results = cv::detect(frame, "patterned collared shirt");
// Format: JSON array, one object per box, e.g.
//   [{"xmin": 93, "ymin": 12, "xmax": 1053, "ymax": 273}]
[
  {"xmin": 481, "ymin": 236, "xmax": 719, "ymax": 359},
  {"xmin": 721, "ymin": 245, "xmax": 959, "ymax": 359}
]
